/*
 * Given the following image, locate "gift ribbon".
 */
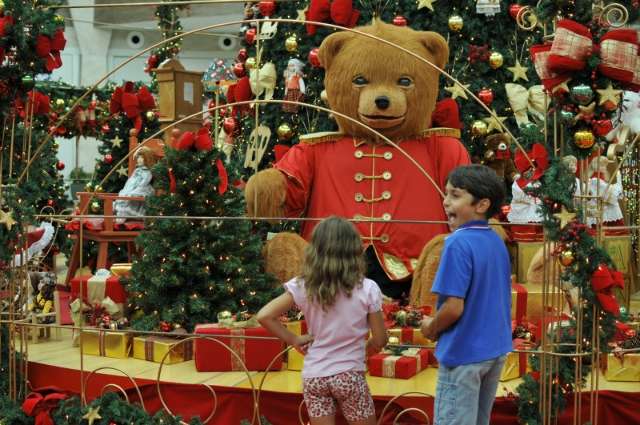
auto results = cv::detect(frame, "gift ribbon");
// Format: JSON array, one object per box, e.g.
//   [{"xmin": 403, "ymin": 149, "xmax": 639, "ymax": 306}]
[
  {"xmin": 230, "ymin": 328, "xmax": 246, "ymax": 371},
  {"xmin": 512, "ymin": 283, "xmax": 528, "ymax": 324},
  {"xmin": 109, "ymin": 81, "xmax": 155, "ymax": 132},
  {"xmin": 22, "ymin": 388, "xmax": 69, "ymax": 425},
  {"xmin": 504, "ymin": 83, "xmax": 546, "ymax": 127},
  {"xmin": 305, "ymin": 0, "xmax": 360, "ymax": 36},
  {"xmin": 249, "ymin": 62, "xmax": 276, "ymax": 100},
  {"xmin": 514, "ymin": 143, "xmax": 549, "ymax": 189},
  {"xmin": 380, "ymin": 349, "xmax": 424, "ymax": 378},
  {"xmin": 591, "ymin": 264, "xmax": 624, "ymax": 316}
]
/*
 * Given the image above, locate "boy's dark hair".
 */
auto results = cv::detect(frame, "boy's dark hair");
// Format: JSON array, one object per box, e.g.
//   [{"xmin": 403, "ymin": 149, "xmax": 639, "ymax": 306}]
[{"xmin": 446, "ymin": 165, "xmax": 505, "ymax": 218}]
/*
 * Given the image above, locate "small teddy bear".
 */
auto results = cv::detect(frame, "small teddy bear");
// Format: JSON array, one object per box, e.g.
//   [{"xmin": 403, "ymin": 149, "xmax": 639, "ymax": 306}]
[
  {"xmin": 482, "ymin": 133, "xmax": 518, "ymax": 186},
  {"xmin": 28, "ymin": 272, "xmax": 56, "ymax": 323}
]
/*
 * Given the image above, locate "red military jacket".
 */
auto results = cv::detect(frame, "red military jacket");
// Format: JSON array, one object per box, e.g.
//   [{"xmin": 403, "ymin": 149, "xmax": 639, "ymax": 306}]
[{"xmin": 274, "ymin": 128, "xmax": 470, "ymax": 281}]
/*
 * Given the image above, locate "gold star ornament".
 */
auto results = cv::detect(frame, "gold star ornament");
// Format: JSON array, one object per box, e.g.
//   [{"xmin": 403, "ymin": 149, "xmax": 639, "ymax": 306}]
[
  {"xmin": 507, "ymin": 59, "xmax": 529, "ymax": 82},
  {"xmin": 596, "ymin": 83, "xmax": 622, "ymax": 108},
  {"xmin": 417, "ymin": 0, "xmax": 437, "ymax": 11},
  {"xmin": 576, "ymin": 102, "xmax": 596, "ymax": 122},
  {"xmin": 0, "ymin": 209, "xmax": 16, "ymax": 231},
  {"xmin": 111, "ymin": 136, "xmax": 123, "ymax": 148},
  {"xmin": 483, "ymin": 109, "xmax": 507, "ymax": 133},
  {"xmin": 553, "ymin": 206, "xmax": 576, "ymax": 229},
  {"xmin": 116, "ymin": 166, "xmax": 128, "ymax": 177},
  {"xmin": 444, "ymin": 82, "xmax": 469, "ymax": 100},
  {"xmin": 82, "ymin": 406, "xmax": 101, "ymax": 425}
]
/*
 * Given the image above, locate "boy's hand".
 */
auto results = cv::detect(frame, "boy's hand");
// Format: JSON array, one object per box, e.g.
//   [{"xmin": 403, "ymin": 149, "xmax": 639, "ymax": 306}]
[
  {"xmin": 292, "ymin": 334, "xmax": 314, "ymax": 355},
  {"xmin": 420, "ymin": 316, "xmax": 438, "ymax": 341}
]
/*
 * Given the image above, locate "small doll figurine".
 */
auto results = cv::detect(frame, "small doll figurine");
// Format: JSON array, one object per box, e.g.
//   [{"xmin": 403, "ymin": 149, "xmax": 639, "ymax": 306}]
[
  {"xmin": 282, "ymin": 58, "xmax": 306, "ymax": 113},
  {"xmin": 113, "ymin": 146, "xmax": 157, "ymax": 224},
  {"xmin": 508, "ymin": 180, "xmax": 544, "ymax": 241},
  {"xmin": 586, "ymin": 156, "xmax": 624, "ymax": 228},
  {"xmin": 561, "ymin": 155, "xmax": 581, "ymax": 199}
]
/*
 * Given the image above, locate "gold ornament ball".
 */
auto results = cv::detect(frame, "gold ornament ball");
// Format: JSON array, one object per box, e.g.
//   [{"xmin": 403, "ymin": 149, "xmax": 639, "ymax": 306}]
[
  {"xmin": 84, "ymin": 183, "xmax": 93, "ymax": 192},
  {"xmin": 448, "ymin": 15, "xmax": 464, "ymax": 32},
  {"xmin": 146, "ymin": 110, "xmax": 155, "ymax": 120},
  {"xmin": 574, "ymin": 129, "xmax": 595, "ymax": 149},
  {"xmin": 94, "ymin": 185, "xmax": 104, "ymax": 193},
  {"xmin": 285, "ymin": 35, "xmax": 298, "ymax": 53},
  {"xmin": 55, "ymin": 98, "xmax": 65, "ymax": 108},
  {"xmin": 217, "ymin": 310, "xmax": 233, "ymax": 321},
  {"xmin": 559, "ymin": 250, "xmax": 575, "ymax": 267},
  {"xmin": 90, "ymin": 201, "xmax": 100, "ymax": 213},
  {"xmin": 471, "ymin": 120, "xmax": 488, "ymax": 137},
  {"xmin": 0, "ymin": 1, "xmax": 4, "ymax": 13},
  {"xmin": 245, "ymin": 57, "xmax": 257, "ymax": 70},
  {"xmin": 320, "ymin": 90, "xmax": 329, "ymax": 103},
  {"xmin": 489, "ymin": 51, "xmax": 504, "ymax": 69},
  {"xmin": 277, "ymin": 123, "xmax": 293, "ymax": 141},
  {"xmin": 54, "ymin": 14, "xmax": 64, "ymax": 24}
]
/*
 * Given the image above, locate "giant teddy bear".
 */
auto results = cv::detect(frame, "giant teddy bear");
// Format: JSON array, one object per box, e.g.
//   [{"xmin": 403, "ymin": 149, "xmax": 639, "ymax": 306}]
[{"xmin": 245, "ymin": 20, "xmax": 470, "ymax": 298}]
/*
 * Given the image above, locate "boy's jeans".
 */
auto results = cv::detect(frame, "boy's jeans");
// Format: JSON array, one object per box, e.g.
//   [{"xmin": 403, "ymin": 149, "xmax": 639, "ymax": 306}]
[{"xmin": 434, "ymin": 355, "xmax": 507, "ymax": 425}]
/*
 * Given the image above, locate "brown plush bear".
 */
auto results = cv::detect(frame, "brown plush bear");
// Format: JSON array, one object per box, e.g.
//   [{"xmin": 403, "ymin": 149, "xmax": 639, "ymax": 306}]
[
  {"xmin": 245, "ymin": 20, "xmax": 470, "ymax": 298},
  {"xmin": 482, "ymin": 133, "xmax": 518, "ymax": 185}
]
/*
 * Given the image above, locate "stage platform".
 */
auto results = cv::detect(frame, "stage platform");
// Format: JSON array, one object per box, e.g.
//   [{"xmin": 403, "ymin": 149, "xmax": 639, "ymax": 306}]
[{"xmin": 22, "ymin": 329, "xmax": 640, "ymax": 424}]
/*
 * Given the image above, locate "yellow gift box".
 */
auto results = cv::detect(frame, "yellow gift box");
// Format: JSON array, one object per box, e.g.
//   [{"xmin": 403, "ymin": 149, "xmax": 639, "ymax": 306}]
[
  {"xmin": 132, "ymin": 336, "xmax": 193, "ymax": 364},
  {"xmin": 512, "ymin": 241, "xmax": 544, "ymax": 283},
  {"xmin": 81, "ymin": 329, "xmax": 131, "ymax": 358},
  {"xmin": 604, "ymin": 353, "xmax": 640, "ymax": 382},
  {"xmin": 284, "ymin": 320, "xmax": 307, "ymax": 371},
  {"xmin": 510, "ymin": 282, "xmax": 563, "ymax": 322},
  {"xmin": 499, "ymin": 351, "xmax": 532, "ymax": 381},
  {"xmin": 388, "ymin": 327, "xmax": 434, "ymax": 348}
]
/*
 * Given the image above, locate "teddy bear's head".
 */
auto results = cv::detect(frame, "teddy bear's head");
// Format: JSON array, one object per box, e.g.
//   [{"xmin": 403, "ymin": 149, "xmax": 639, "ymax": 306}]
[
  {"xmin": 318, "ymin": 20, "xmax": 448, "ymax": 139},
  {"xmin": 484, "ymin": 133, "xmax": 512, "ymax": 162}
]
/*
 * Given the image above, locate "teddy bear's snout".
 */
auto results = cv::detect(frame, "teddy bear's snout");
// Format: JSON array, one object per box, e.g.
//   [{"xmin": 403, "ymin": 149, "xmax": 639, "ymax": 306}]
[{"xmin": 375, "ymin": 96, "xmax": 390, "ymax": 110}]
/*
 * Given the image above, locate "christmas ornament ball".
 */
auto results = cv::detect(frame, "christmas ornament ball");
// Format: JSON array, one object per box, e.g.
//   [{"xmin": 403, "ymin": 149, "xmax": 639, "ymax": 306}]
[
  {"xmin": 104, "ymin": 154, "xmax": 113, "ymax": 164},
  {"xmin": 94, "ymin": 185, "xmax": 104, "ymax": 193},
  {"xmin": 574, "ymin": 129, "xmax": 595, "ymax": 149},
  {"xmin": 478, "ymin": 88, "xmax": 494, "ymax": 105},
  {"xmin": 258, "ymin": 1, "xmax": 276, "ymax": 16},
  {"xmin": 54, "ymin": 14, "xmax": 64, "ymax": 24},
  {"xmin": 392, "ymin": 15, "xmax": 407, "ymax": 26},
  {"xmin": 489, "ymin": 52, "xmax": 504, "ymax": 69},
  {"xmin": 559, "ymin": 110, "xmax": 575, "ymax": 124},
  {"xmin": 146, "ymin": 110, "xmax": 155, "ymax": 120},
  {"xmin": 320, "ymin": 90, "xmax": 329, "ymax": 103},
  {"xmin": 245, "ymin": 28, "xmax": 257, "ymax": 44},
  {"xmin": 559, "ymin": 250, "xmax": 575, "ymax": 267},
  {"xmin": 21, "ymin": 75, "xmax": 35, "ymax": 89},
  {"xmin": 90, "ymin": 201, "xmax": 100, "ymax": 213},
  {"xmin": 277, "ymin": 123, "xmax": 293, "ymax": 140},
  {"xmin": 471, "ymin": 120, "xmax": 488, "ymax": 137},
  {"xmin": 448, "ymin": 15, "xmax": 464, "ymax": 32},
  {"xmin": 308, "ymin": 48, "xmax": 321, "ymax": 68},
  {"xmin": 0, "ymin": 1, "xmax": 4, "ymax": 12},
  {"xmin": 245, "ymin": 57, "xmax": 257, "ymax": 70},
  {"xmin": 285, "ymin": 35, "xmax": 298, "ymax": 53},
  {"xmin": 570, "ymin": 84, "xmax": 594, "ymax": 105},
  {"xmin": 55, "ymin": 98, "xmax": 65, "ymax": 108},
  {"xmin": 56, "ymin": 161, "xmax": 65, "ymax": 171},
  {"xmin": 509, "ymin": 4, "xmax": 523, "ymax": 19}
]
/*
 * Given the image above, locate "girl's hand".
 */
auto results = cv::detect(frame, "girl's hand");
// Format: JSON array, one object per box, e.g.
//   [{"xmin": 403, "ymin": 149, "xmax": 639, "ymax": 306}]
[{"xmin": 292, "ymin": 334, "xmax": 314, "ymax": 355}]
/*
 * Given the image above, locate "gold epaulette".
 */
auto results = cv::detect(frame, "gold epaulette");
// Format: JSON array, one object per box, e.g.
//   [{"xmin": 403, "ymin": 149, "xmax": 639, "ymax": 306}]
[
  {"xmin": 421, "ymin": 127, "xmax": 461, "ymax": 139},
  {"xmin": 298, "ymin": 127, "xmax": 460, "ymax": 145},
  {"xmin": 298, "ymin": 131, "xmax": 344, "ymax": 145}
]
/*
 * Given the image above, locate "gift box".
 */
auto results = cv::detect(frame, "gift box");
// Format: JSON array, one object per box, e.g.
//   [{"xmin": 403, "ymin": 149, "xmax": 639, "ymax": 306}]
[
  {"xmin": 499, "ymin": 339, "xmax": 533, "ymax": 382},
  {"xmin": 284, "ymin": 320, "xmax": 307, "ymax": 371},
  {"xmin": 71, "ymin": 270, "xmax": 127, "ymax": 316},
  {"xmin": 388, "ymin": 327, "xmax": 434, "ymax": 348},
  {"xmin": 511, "ymin": 241, "xmax": 544, "ymax": 282},
  {"xmin": 194, "ymin": 324, "xmax": 284, "ymax": 372},
  {"xmin": 132, "ymin": 336, "xmax": 193, "ymax": 364},
  {"xmin": 510, "ymin": 282, "xmax": 561, "ymax": 325},
  {"xmin": 81, "ymin": 329, "xmax": 131, "ymax": 358},
  {"xmin": 603, "ymin": 236, "xmax": 631, "ymax": 275},
  {"xmin": 368, "ymin": 348, "xmax": 431, "ymax": 379},
  {"xmin": 603, "ymin": 353, "xmax": 640, "ymax": 382}
]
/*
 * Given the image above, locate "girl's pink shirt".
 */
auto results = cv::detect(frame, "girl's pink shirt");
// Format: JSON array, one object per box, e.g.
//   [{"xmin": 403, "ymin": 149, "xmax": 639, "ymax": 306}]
[{"xmin": 284, "ymin": 277, "xmax": 383, "ymax": 378}]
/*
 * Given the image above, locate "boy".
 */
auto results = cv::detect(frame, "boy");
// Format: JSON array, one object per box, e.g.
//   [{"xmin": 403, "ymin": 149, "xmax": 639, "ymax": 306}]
[{"xmin": 421, "ymin": 164, "xmax": 512, "ymax": 425}]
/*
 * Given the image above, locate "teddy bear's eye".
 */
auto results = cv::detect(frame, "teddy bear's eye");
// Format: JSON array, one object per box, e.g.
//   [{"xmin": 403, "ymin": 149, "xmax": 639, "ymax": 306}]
[
  {"xmin": 397, "ymin": 77, "xmax": 413, "ymax": 87},
  {"xmin": 352, "ymin": 76, "xmax": 368, "ymax": 86}
]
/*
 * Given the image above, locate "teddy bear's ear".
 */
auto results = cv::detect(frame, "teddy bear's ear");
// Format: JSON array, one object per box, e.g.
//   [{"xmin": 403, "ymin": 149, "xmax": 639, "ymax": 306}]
[
  {"xmin": 318, "ymin": 31, "xmax": 355, "ymax": 70},
  {"xmin": 418, "ymin": 31, "xmax": 449, "ymax": 71}
]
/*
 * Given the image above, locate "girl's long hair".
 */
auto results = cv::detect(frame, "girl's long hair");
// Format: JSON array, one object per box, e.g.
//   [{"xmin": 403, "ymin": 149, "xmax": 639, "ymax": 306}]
[{"xmin": 302, "ymin": 216, "xmax": 366, "ymax": 310}]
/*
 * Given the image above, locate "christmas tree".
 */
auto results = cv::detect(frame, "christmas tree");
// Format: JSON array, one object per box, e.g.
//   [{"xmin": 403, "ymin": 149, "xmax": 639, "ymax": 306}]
[{"xmin": 126, "ymin": 134, "xmax": 280, "ymax": 332}]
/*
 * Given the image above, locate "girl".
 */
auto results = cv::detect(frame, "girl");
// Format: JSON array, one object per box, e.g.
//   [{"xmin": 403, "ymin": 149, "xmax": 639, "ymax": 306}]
[{"xmin": 257, "ymin": 216, "xmax": 387, "ymax": 425}]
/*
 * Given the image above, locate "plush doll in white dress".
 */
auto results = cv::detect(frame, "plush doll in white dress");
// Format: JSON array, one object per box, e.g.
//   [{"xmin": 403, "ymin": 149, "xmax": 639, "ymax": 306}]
[{"xmin": 114, "ymin": 146, "xmax": 157, "ymax": 224}]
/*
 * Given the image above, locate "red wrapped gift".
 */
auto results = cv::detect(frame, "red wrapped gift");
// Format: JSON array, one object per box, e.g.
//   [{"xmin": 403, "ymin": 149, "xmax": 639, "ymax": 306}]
[
  {"xmin": 71, "ymin": 274, "xmax": 127, "ymax": 305},
  {"xmin": 194, "ymin": 324, "xmax": 284, "ymax": 372},
  {"xmin": 368, "ymin": 348, "xmax": 430, "ymax": 379}
]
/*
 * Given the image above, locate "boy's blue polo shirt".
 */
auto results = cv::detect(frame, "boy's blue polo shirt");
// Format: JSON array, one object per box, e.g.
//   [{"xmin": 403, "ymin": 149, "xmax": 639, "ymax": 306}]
[{"xmin": 431, "ymin": 220, "xmax": 512, "ymax": 367}]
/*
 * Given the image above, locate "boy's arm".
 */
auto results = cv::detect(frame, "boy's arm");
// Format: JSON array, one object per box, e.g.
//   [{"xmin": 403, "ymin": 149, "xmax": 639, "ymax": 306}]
[
  {"xmin": 421, "ymin": 296, "xmax": 464, "ymax": 341},
  {"xmin": 256, "ymin": 292, "xmax": 314, "ymax": 353}
]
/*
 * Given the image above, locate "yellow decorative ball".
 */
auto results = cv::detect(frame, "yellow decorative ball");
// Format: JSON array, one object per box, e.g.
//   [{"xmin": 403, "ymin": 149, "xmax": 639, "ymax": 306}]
[
  {"xmin": 285, "ymin": 35, "xmax": 298, "ymax": 53},
  {"xmin": 320, "ymin": 90, "xmax": 329, "ymax": 104},
  {"xmin": 471, "ymin": 120, "xmax": 488, "ymax": 137},
  {"xmin": 559, "ymin": 250, "xmax": 575, "ymax": 267},
  {"xmin": 94, "ymin": 185, "xmax": 104, "ymax": 193},
  {"xmin": 277, "ymin": 123, "xmax": 293, "ymax": 141},
  {"xmin": 489, "ymin": 51, "xmax": 504, "ymax": 69},
  {"xmin": 245, "ymin": 57, "xmax": 257, "ymax": 70},
  {"xmin": 448, "ymin": 15, "xmax": 464, "ymax": 32},
  {"xmin": 54, "ymin": 14, "xmax": 64, "ymax": 24},
  {"xmin": 0, "ymin": 1, "xmax": 5, "ymax": 13},
  {"xmin": 90, "ymin": 201, "xmax": 100, "ymax": 213},
  {"xmin": 55, "ymin": 98, "xmax": 65, "ymax": 108},
  {"xmin": 574, "ymin": 129, "xmax": 595, "ymax": 149},
  {"xmin": 146, "ymin": 110, "xmax": 155, "ymax": 120}
]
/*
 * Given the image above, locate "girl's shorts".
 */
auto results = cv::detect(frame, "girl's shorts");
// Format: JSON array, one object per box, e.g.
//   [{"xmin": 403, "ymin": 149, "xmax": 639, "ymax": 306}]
[{"xmin": 302, "ymin": 370, "xmax": 375, "ymax": 421}]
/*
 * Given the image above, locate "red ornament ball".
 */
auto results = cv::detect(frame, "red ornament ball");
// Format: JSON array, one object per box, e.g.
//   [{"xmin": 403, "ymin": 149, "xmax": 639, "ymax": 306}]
[
  {"xmin": 478, "ymin": 88, "xmax": 494, "ymax": 105},
  {"xmin": 104, "ymin": 154, "xmax": 113, "ymax": 164},
  {"xmin": 47, "ymin": 199, "xmax": 55, "ymax": 207},
  {"xmin": 101, "ymin": 124, "xmax": 110, "ymax": 134},
  {"xmin": 49, "ymin": 112, "xmax": 58, "ymax": 121},
  {"xmin": 236, "ymin": 48, "xmax": 248, "ymax": 63},
  {"xmin": 233, "ymin": 62, "xmax": 246, "ymax": 78},
  {"xmin": 159, "ymin": 321, "xmax": 171, "ymax": 332},
  {"xmin": 56, "ymin": 161, "xmax": 65, "ymax": 171},
  {"xmin": 308, "ymin": 48, "xmax": 321, "ymax": 68},
  {"xmin": 223, "ymin": 117, "xmax": 238, "ymax": 135},
  {"xmin": 244, "ymin": 28, "xmax": 257, "ymax": 44},
  {"xmin": 509, "ymin": 4, "xmax": 523, "ymax": 19},
  {"xmin": 392, "ymin": 15, "xmax": 407, "ymax": 26},
  {"xmin": 258, "ymin": 1, "xmax": 276, "ymax": 16}
]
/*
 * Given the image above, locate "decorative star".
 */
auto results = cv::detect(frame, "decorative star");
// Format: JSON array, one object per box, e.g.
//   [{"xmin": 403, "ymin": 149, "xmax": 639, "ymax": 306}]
[
  {"xmin": 552, "ymin": 79, "xmax": 571, "ymax": 95},
  {"xmin": 0, "ymin": 209, "xmax": 16, "ymax": 231},
  {"xmin": 82, "ymin": 406, "xmax": 101, "ymax": 425},
  {"xmin": 507, "ymin": 59, "xmax": 529, "ymax": 82},
  {"xmin": 553, "ymin": 206, "xmax": 576, "ymax": 229},
  {"xmin": 444, "ymin": 82, "xmax": 469, "ymax": 100},
  {"xmin": 116, "ymin": 166, "xmax": 128, "ymax": 177},
  {"xmin": 296, "ymin": 6, "xmax": 307, "ymax": 21},
  {"xmin": 596, "ymin": 83, "xmax": 622, "ymax": 107},
  {"xmin": 483, "ymin": 109, "xmax": 508, "ymax": 133},
  {"xmin": 417, "ymin": 0, "xmax": 437, "ymax": 11},
  {"xmin": 576, "ymin": 102, "xmax": 596, "ymax": 122},
  {"xmin": 111, "ymin": 136, "xmax": 123, "ymax": 148}
]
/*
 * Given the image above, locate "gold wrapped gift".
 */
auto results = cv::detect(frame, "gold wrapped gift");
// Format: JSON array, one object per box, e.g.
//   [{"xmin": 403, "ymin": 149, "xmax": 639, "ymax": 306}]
[
  {"xmin": 133, "ymin": 336, "xmax": 193, "ymax": 364},
  {"xmin": 388, "ymin": 327, "xmax": 434, "ymax": 348},
  {"xmin": 510, "ymin": 282, "xmax": 564, "ymax": 322},
  {"xmin": 513, "ymin": 241, "xmax": 544, "ymax": 283},
  {"xmin": 110, "ymin": 263, "xmax": 132, "ymax": 277},
  {"xmin": 81, "ymin": 329, "xmax": 131, "ymax": 358},
  {"xmin": 499, "ymin": 351, "xmax": 532, "ymax": 381},
  {"xmin": 288, "ymin": 349, "xmax": 305, "ymax": 371},
  {"xmin": 604, "ymin": 353, "xmax": 640, "ymax": 382}
]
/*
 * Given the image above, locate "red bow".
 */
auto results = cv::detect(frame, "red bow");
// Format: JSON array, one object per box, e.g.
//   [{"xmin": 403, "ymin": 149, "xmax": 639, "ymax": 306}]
[
  {"xmin": 176, "ymin": 127, "xmax": 213, "ymax": 151},
  {"xmin": 514, "ymin": 143, "xmax": 549, "ymax": 188},
  {"xmin": 0, "ymin": 14, "xmax": 14, "ymax": 38},
  {"xmin": 35, "ymin": 30, "xmax": 66, "ymax": 72},
  {"xmin": 226, "ymin": 76, "xmax": 252, "ymax": 116},
  {"xmin": 15, "ymin": 90, "xmax": 51, "ymax": 119},
  {"xmin": 591, "ymin": 264, "xmax": 624, "ymax": 316},
  {"xmin": 431, "ymin": 98, "xmax": 461, "ymax": 129},
  {"xmin": 22, "ymin": 387, "xmax": 70, "ymax": 425},
  {"xmin": 305, "ymin": 0, "xmax": 359, "ymax": 35},
  {"xmin": 110, "ymin": 82, "xmax": 155, "ymax": 132}
]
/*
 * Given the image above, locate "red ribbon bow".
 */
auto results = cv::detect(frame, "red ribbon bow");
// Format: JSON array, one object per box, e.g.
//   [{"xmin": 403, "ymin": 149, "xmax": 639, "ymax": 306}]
[
  {"xmin": 431, "ymin": 98, "xmax": 461, "ymax": 129},
  {"xmin": 15, "ymin": 90, "xmax": 51, "ymax": 119},
  {"xmin": 176, "ymin": 127, "xmax": 214, "ymax": 152},
  {"xmin": 514, "ymin": 143, "xmax": 549, "ymax": 188},
  {"xmin": 305, "ymin": 0, "xmax": 360, "ymax": 35},
  {"xmin": 591, "ymin": 264, "xmax": 624, "ymax": 316},
  {"xmin": 22, "ymin": 387, "xmax": 70, "ymax": 425},
  {"xmin": 35, "ymin": 30, "xmax": 66, "ymax": 72},
  {"xmin": 110, "ymin": 82, "xmax": 156, "ymax": 132}
]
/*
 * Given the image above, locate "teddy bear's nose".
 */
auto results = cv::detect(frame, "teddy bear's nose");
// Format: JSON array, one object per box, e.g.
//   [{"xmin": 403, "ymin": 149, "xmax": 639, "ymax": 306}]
[{"xmin": 375, "ymin": 96, "xmax": 390, "ymax": 110}]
